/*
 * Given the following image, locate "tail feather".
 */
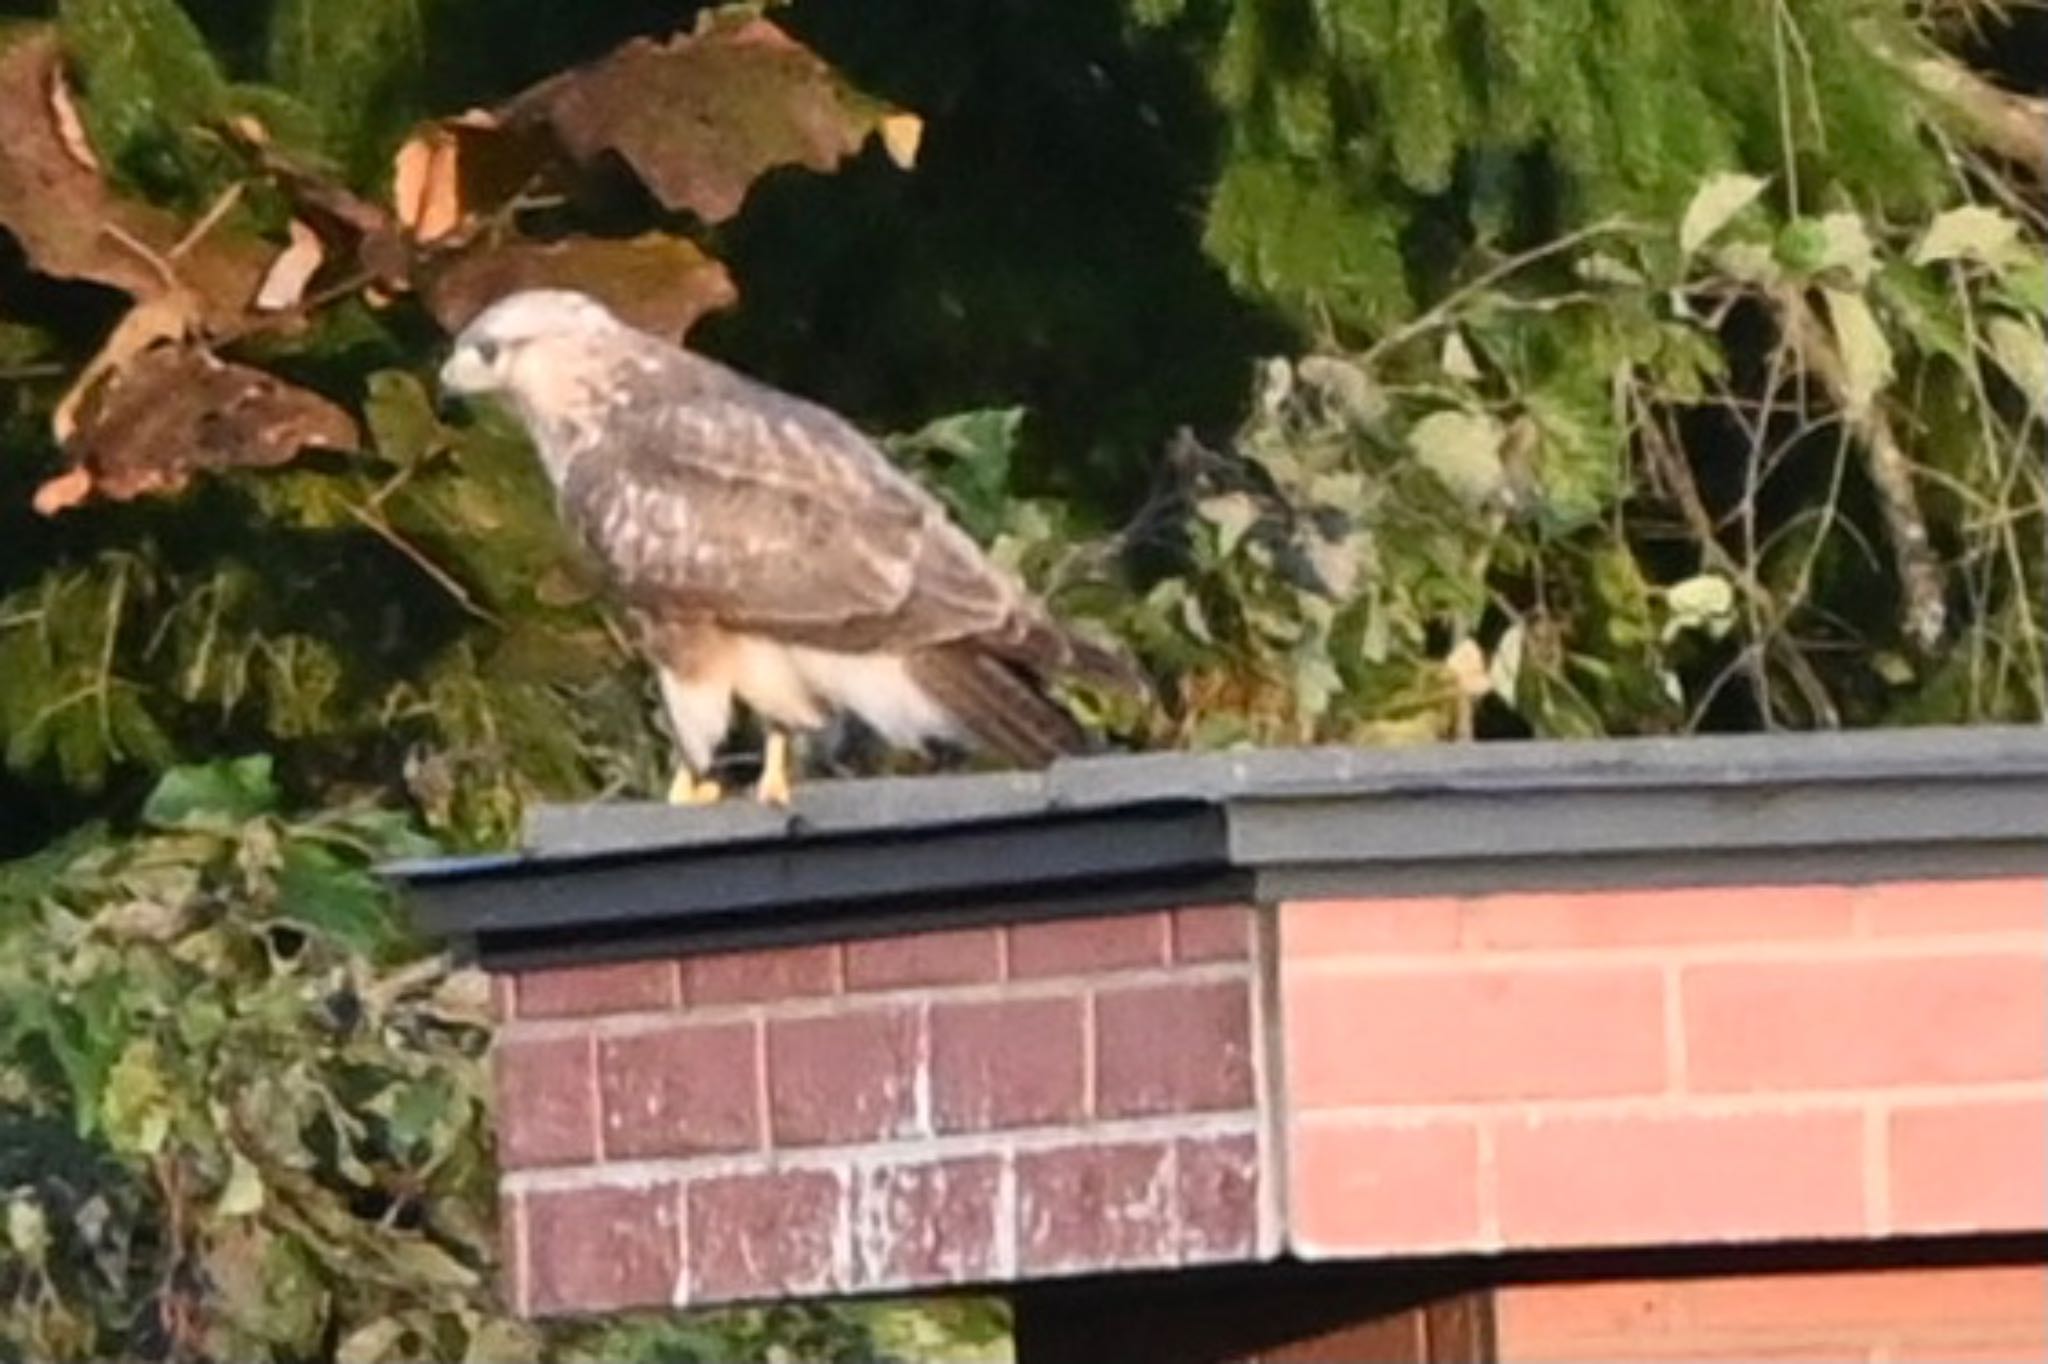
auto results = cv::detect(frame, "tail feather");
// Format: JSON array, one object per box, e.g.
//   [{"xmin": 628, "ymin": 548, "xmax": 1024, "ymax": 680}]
[{"xmin": 906, "ymin": 643, "xmax": 1087, "ymax": 768}]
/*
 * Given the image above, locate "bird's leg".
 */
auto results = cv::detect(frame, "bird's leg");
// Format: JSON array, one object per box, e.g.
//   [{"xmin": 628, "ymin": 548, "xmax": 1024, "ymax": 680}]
[
  {"xmin": 666, "ymin": 766, "xmax": 724, "ymax": 805},
  {"xmin": 754, "ymin": 729, "xmax": 793, "ymax": 807}
]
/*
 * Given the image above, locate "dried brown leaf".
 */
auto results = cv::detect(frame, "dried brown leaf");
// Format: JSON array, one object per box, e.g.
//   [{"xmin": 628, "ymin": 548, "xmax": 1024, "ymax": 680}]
[
  {"xmin": 47, "ymin": 344, "xmax": 358, "ymax": 510},
  {"xmin": 388, "ymin": 109, "xmax": 542, "ymax": 251},
  {"xmin": 421, "ymin": 231, "xmax": 736, "ymax": 339},
  {"xmin": 505, "ymin": 15, "xmax": 912, "ymax": 224},
  {"xmin": 255, "ymin": 219, "xmax": 325, "ymax": 312},
  {"xmin": 46, "ymin": 63, "xmax": 99, "ymax": 173},
  {"xmin": 0, "ymin": 29, "xmax": 268, "ymax": 328}
]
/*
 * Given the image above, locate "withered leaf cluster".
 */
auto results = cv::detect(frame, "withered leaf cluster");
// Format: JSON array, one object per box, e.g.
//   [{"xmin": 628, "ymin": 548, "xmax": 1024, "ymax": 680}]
[{"xmin": 0, "ymin": 10, "xmax": 918, "ymax": 514}]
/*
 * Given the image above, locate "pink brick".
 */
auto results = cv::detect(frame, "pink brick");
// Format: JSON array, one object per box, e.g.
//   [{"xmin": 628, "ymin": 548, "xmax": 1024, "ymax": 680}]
[
  {"xmin": 1008, "ymin": 913, "xmax": 1169, "ymax": 977},
  {"xmin": 853, "ymin": 1156, "xmax": 1002, "ymax": 1289},
  {"xmin": 525, "ymin": 1183, "xmax": 679, "ymax": 1316},
  {"xmin": 1284, "ymin": 898, "xmax": 1462, "ymax": 956},
  {"xmin": 1017, "ymin": 1142, "xmax": 1174, "ymax": 1274},
  {"xmin": 516, "ymin": 961, "xmax": 678, "ymax": 1017},
  {"xmin": 597, "ymin": 1021, "xmax": 760, "ymax": 1158},
  {"xmin": 1684, "ymin": 953, "xmax": 2048, "ymax": 1092},
  {"xmin": 1287, "ymin": 965, "xmax": 1666, "ymax": 1107},
  {"xmin": 1494, "ymin": 1109, "xmax": 1866, "ymax": 1247},
  {"xmin": 1177, "ymin": 1134, "xmax": 1260, "ymax": 1262},
  {"xmin": 495, "ymin": 1034, "xmax": 596, "ymax": 1168},
  {"xmin": 688, "ymin": 1169, "xmax": 843, "ymax": 1302},
  {"xmin": 682, "ymin": 944, "xmax": 838, "ymax": 1005},
  {"xmin": 768, "ymin": 1004, "xmax": 919, "ymax": 1146},
  {"xmin": 1173, "ymin": 905, "xmax": 1255, "ymax": 961},
  {"xmin": 1890, "ymin": 1099, "xmax": 2048, "ymax": 1233},
  {"xmin": 1289, "ymin": 1118, "xmax": 1482, "ymax": 1253},
  {"xmin": 1859, "ymin": 880, "xmax": 2047, "ymax": 937},
  {"xmin": 1095, "ymin": 979, "xmax": 1255, "ymax": 1118},
  {"xmin": 844, "ymin": 928, "xmax": 1002, "ymax": 990},
  {"xmin": 931, "ymin": 995, "xmax": 1085, "ymax": 1132},
  {"xmin": 491, "ymin": 975, "xmax": 513, "ymax": 1023},
  {"xmin": 1462, "ymin": 885, "xmax": 1856, "ymax": 950}
]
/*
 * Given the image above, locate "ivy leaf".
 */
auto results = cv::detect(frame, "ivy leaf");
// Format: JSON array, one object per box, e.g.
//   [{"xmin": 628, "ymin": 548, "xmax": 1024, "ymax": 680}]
[
  {"xmin": 421, "ymin": 232, "xmax": 738, "ymax": 341},
  {"xmin": 1984, "ymin": 316, "xmax": 2047, "ymax": 415},
  {"xmin": 505, "ymin": 13, "xmax": 916, "ymax": 225},
  {"xmin": 885, "ymin": 408, "xmax": 1025, "ymax": 542},
  {"xmin": 1912, "ymin": 205, "xmax": 2022, "ymax": 268},
  {"xmin": 277, "ymin": 842, "xmax": 402, "ymax": 959},
  {"xmin": 142, "ymin": 756, "xmax": 279, "ymax": 829},
  {"xmin": 1679, "ymin": 172, "xmax": 1766, "ymax": 256},
  {"xmin": 1409, "ymin": 409, "xmax": 1506, "ymax": 506}
]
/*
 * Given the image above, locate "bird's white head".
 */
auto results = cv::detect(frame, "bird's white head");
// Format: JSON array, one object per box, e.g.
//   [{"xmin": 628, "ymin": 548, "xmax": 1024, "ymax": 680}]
[{"xmin": 438, "ymin": 289, "xmax": 625, "ymax": 398}]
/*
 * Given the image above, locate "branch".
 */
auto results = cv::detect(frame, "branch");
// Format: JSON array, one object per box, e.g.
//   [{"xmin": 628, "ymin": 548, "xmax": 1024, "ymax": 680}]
[
  {"xmin": 1777, "ymin": 289, "xmax": 1948, "ymax": 654},
  {"xmin": 1895, "ymin": 45, "xmax": 2048, "ymax": 174}
]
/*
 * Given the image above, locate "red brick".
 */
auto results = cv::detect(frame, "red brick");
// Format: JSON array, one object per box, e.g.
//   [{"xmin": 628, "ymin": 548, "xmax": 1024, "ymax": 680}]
[
  {"xmin": 491, "ymin": 975, "xmax": 513, "ymax": 1023},
  {"xmin": 1287, "ymin": 965, "xmax": 1666, "ymax": 1107},
  {"xmin": 1890, "ymin": 1342, "xmax": 2048, "ymax": 1364},
  {"xmin": 844, "ymin": 928, "xmax": 1003, "ymax": 990},
  {"xmin": 1890, "ymin": 1098, "xmax": 2048, "ymax": 1233},
  {"xmin": 525, "ymin": 1183, "xmax": 680, "ymax": 1315},
  {"xmin": 1177, "ymin": 1134, "xmax": 1260, "ymax": 1262},
  {"xmin": 1462, "ymin": 885, "xmax": 1855, "ymax": 951},
  {"xmin": 1859, "ymin": 880, "xmax": 2047, "ymax": 937},
  {"xmin": 1284, "ymin": 898, "xmax": 1462, "ymax": 956},
  {"xmin": 931, "ymin": 995, "xmax": 1085, "ymax": 1132},
  {"xmin": 1289, "ymin": 1118, "xmax": 1481, "ymax": 1253},
  {"xmin": 495, "ymin": 1034, "xmax": 596, "ymax": 1168},
  {"xmin": 1678, "ymin": 1263, "xmax": 2048, "ymax": 1333},
  {"xmin": 852, "ymin": 1156, "xmax": 1002, "ymax": 1289},
  {"xmin": 1095, "ymin": 979, "xmax": 1255, "ymax": 1118},
  {"xmin": 1017, "ymin": 1142, "xmax": 1174, "ymax": 1273},
  {"xmin": 1494, "ymin": 1109, "xmax": 1866, "ymax": 1247},
  {"xmin": 597, "ymin": 1020, "xmax": 760, "ymax": 1158},
  {"xmin": 688, "ymin": 1169, "xmax": 844, "ymax": 1302},
  {"xmin": 681, "ymin": 944, "xmax": 838, "ymax": 1005},
  {"xmin": 1173, "ymin": 905, "xmax": 1255, "ymax": 961},
  {"xmin": 1008, "ymin": 913, "xmax": 1170, "ymax": 977},
  {"xmin": 1499, "ymin": 1266, "xmax": 2048, "ymax": 1359},
  {"xmin": 768, "ymin": 1004, "xmax": 920, "ymax": 1146},
  {"xmin": 1684, "ymin": 953, "xmax": 2048, "ymax": 1093},
  {"xmin": 515, "ymin": 961, "xmax": 678, "ymax": 1018}
]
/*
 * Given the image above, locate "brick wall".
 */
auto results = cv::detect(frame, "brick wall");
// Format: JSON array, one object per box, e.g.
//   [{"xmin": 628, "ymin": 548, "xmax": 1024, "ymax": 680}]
[
  {"xmin": 492, "ymin": 906, "xmax": 1274, "ymax": 1316},
  {"xmin": 487, "ymin": 875, "xmax": 2045, "ymax": 1324},
  {"xmin": 1496, "ymin": 1262, "xmax": 2048, "ymax": 1361},
  {"xmin": 1282, "ymin": 878, "xmax": 2047, "ymax": 1257}
]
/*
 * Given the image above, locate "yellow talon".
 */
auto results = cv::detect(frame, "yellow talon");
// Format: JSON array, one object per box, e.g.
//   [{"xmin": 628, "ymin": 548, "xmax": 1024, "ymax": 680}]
[
  {"xmin": 666, "ymin": 769, "xmax": 724, "ymax": 806},
  {"xmin": 754, "ymin": 730, "xmax": 793, "ymax": 807}
]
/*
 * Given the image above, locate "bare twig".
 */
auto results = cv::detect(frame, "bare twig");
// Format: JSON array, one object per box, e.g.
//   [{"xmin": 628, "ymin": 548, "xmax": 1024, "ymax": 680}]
[
  {"xmin": 1777, "ymin": 288, "xmax": 1948, "ymax": 654},
  {"xmin": 1361, "ymin": 219, "xmax": 1642, "ymax": 366}
]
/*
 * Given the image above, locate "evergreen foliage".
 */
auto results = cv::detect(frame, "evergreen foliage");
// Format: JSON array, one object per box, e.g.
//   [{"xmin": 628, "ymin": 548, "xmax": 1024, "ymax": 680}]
[{"xmin": 0, "ymin": 0, "xmax": 2040, "ymax": 1357}]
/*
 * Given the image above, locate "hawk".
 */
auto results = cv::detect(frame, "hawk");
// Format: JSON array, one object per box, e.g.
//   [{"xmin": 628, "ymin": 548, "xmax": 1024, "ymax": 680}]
[{"xmin": 438, "ymin": 290, "xmax": 1133, "ymax": 805}]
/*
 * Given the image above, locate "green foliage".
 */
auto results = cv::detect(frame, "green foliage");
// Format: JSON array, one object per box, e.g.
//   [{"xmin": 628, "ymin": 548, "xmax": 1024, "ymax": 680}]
[
  {"xmin": 0, "ymin": 0, "xmax": 2039, "ymax": 1357},
  {"xmin": 1133, "ymin": 0, "xmax": 1954, "ymax": 336}
]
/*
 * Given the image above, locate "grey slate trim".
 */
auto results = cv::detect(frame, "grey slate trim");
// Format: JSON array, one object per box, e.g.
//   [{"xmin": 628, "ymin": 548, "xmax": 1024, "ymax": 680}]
[{"xmin": 391, "ymin": 726, "xmax": 2048, "ymax": 969}]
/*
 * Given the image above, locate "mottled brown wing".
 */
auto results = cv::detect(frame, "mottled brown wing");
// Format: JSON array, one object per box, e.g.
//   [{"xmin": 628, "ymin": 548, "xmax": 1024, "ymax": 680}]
[{"xmin": 558, "ymin": 349, "xmax": 1018, "ymax": 654}]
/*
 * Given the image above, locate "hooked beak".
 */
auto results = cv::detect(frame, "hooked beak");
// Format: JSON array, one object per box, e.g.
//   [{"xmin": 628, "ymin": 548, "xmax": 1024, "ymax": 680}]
[{"xmin": 437, "ymin": 344, "xmax": 492, "ymax": 398}]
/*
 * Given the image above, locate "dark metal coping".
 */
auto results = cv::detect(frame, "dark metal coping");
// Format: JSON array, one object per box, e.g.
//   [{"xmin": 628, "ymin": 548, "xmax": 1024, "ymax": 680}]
[{"xmin": 389, "ymin": 726, "xmax": 2048, "ymax": 971}]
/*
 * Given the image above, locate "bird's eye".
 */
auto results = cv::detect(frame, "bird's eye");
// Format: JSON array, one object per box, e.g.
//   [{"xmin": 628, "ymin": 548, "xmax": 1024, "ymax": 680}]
[{"xmin": 473, "ymin": 340, "xmax": 501, "ymax": 365}]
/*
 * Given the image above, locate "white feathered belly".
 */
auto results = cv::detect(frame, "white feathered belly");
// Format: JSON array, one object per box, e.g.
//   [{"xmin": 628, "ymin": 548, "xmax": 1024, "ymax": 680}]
[{"xmin": 729, "ymin": 636, "xmax": 961, "ymax": 747}]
